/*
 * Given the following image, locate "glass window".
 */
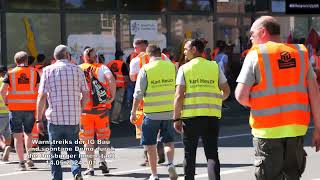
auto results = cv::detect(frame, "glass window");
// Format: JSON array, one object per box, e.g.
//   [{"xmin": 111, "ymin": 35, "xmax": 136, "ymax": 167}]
[
  {"xmin": 120, "ymin": 14, "xmax": 167, "ymax": 55},
  {"xmin": 170, "ymin": 0, "xmax": 212, "ymax": 11},
  {"xmin": 8, "ymin": 0, "xmax": 60, "ymax": 10},
  {"xmin": 217, "ymin": 0, "xmax": 248, "ymax": 13},
  {"xmin": 6, "ymin": 13, "xmax": 60, "ymax": 66},
  {"xmin": 66, "ymin": 13, "xmax": 116, "ymax": 63},
  {"xmin": 216, "ymin": 17, "xmax": 240, "ymax": 53},
  {"xmin": 272, "ymin": 0, "xmax": 285, "ymax": 12},
  {"xmin": 122, "ymin": 0, "xmax": 166, "ymax": 11},
  {"xmin": 169, "ymin": 15, "xmax": 213, "ymax": 61},
  {"xmin": 254, "ymin": 0, "xmax": 269, "ymax": 13},
  {"xmin": 274, "ymin": 16, "xmax": 309, "ymax": 42},
  {"xmin": 64, "ymin": 0, "xmax": 116, "ymax": 10},
  {"xmin": 311, "ymin": 16, "xmax": 320, "ymax": 33}
]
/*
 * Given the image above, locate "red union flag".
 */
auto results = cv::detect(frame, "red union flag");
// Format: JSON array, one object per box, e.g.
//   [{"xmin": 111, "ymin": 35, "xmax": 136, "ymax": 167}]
[{"xmin": 306, "ymin": 28, "xmax": 319, "ymax": 49}]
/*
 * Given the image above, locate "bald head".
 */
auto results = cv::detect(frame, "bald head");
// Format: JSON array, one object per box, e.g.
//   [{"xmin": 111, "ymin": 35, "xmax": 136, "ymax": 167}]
[
  {"xmin": 14, "ymin": 51, "xmax": 28, "ymax": 65},
  {"xmin": 54, "ymin": 44, "xmax": 71, "ymax": 60},
  {"xmin": 252, "ymin": 16, "xmax": 280, "ymax": 36},
  {"xmin": 250, "ymin": 16, "xmax": 281, "ymax": 44}
]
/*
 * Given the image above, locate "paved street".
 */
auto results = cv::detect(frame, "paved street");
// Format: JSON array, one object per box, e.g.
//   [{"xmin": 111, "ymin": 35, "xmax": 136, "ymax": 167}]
[{"xmin": 1, "ymin": 123, "xmax": 320, "ymax": 180}]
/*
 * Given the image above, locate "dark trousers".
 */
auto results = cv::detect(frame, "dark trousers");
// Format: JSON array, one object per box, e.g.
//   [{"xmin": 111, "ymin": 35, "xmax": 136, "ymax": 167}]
[
  {"xmin": 253, "ymin": 136, "xmax": 307, "ymax": 180},
  {"xmin": 182, "ymin": 116, "xmax": 220, "ymax": 180}
]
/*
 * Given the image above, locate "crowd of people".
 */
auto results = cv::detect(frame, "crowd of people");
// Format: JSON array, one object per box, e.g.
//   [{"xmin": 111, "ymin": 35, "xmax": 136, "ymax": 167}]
[{"xmin": 0, "ymin": 15, "xmax": 320, "ymax": 180}]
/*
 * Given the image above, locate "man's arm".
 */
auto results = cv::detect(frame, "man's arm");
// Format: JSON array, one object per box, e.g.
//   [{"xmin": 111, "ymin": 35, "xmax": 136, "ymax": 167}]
[
  {"xmin": 129, "ymin": 73, "xmax": 138, "ymax": 82},
  {"xmin": 129, "ymin": 69, "xmax": 147, "ymax": 124},
  {"xmin": 36, "ymin": 92, "xmax": 47, "ymax": 121},
  {"xmin": 105, "ymin": 73, "xmax": 116, "ymax": 103},
  {"xmin": 235, "ymin": 83, "xmax": 251, "ymax": 107},
  {"xmin": 173, "ymin": 85, "xmax": 185, "ymax": 120},
  {"xmin": 0, "ymin": 83, "xmax": 9, "ymax": 105},
  {"xmin": 220, "ymin": 82, "xmax": 230, "ymax": 101},
  {"xmin": 81, "ymin": 91, "xmax": 90, "ymax": 110}
]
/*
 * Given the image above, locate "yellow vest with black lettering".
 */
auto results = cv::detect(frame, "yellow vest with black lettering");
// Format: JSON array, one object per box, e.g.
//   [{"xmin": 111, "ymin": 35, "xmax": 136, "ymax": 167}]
[
  {"xmin": 182, "ymin": 57, "xmax": 222, "ymax": 118},
  {"xmin": 0, "ymin": 79, "xmax": 8, "ymax": 114},
  {"xmin": 143, "ymin": 60, "xmax": 176, "ymax": 113}
]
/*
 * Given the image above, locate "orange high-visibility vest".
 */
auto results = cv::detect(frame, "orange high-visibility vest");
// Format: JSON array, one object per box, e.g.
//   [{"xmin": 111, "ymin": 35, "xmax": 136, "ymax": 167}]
[
  {"xmin": 139, "ymin": 53, "xmax": 166, "ymax": 68},
  {"xmin": 107, "ymin": 60, "xmax": 126, "ymax": 88},
  {"xmin": 7, "ymin": 66, "xmax": 38, "ymax": 111},
  {"xmin": 249, "ymin": 42, "xmax": 310, "ymax": 138},
  {"xmin": 79, "ymin": 63, "xmax": 111, "ymax": 110}
]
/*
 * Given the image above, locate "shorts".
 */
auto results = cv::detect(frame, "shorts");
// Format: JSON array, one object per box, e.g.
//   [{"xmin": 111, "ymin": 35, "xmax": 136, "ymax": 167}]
[
  {"xmin": 141, "ymin": 116, "xmax": 175, "ymax": 146},
  {"xmin": 0, "ymin": 114, "xmax": 11, "ymax": 138},
  {"xmin": 9, "ymin": 111, "xmax": 35, "ymax": 134},
  {"xmin": 253, "ymin": 136, "xmax": 306, "ymax": 180},
  {"xmin": 80, "ymin": 111, "xmax": 111, "ymax": 144}
]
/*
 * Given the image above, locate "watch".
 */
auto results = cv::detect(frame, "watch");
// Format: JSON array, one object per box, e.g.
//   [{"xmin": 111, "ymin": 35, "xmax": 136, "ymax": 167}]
[{"xmin": 35, "ymin": 120, "xmax": 42, "ymax": 123}]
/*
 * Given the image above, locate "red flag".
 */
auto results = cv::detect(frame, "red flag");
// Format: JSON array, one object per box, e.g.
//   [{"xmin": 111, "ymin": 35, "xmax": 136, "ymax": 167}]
[
  {"xmin": 306, "ymin": 28, "xmax": 319, "ymax": 49},
  {"xmin": 286, "ymin": 31, "xmax": 293, "ymax": 43}
]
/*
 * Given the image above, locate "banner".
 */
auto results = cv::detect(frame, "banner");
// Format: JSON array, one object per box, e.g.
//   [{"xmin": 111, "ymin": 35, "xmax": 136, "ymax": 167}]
[
  {"xmin": 67, "ymin": 34, "xmax": 116, "ymax": 64},
  {"xmin": 130, "ymin": 20, "xmax": 158, "ymax": 35},
  {"xmin": 286, "ymin": 0, "xmax": 320, "ymax": 14}
]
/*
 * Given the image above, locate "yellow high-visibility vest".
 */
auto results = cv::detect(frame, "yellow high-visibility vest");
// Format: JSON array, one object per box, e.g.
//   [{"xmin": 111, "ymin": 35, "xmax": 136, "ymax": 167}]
[
  {"xmin": 143, "ymin": 60, "xmax": 176, "ymax": 113},
  {"xmin": 182, "ymin": 57, "xmax": 222, "ymax": 118}
]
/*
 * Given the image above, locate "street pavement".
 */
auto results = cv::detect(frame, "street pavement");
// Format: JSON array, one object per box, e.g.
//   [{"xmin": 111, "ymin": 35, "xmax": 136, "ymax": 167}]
[
  {"xmin": 1, "ymin": 100, "xmax": 320, "ymax": 180},
  {"xmin": 1, "ymin": 124, "xmax": 320, "ymax": 180}
]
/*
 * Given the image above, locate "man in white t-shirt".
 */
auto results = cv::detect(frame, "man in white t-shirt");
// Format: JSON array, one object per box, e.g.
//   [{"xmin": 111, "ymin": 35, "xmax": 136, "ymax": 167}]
[{"xmin": 130, "ymin": 39, "xmax": 170, "ymax": 82}]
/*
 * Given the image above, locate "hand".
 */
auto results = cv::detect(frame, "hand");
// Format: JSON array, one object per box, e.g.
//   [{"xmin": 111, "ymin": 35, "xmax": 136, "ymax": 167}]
[
  {"xmin": 37, "ymin": 121, "xmax": 45, "ymax": 136},
  {"xmin": 312, "ymin": 129, "xmax": 320, "ymax": 152},
  {"xmin": 130, "ymin": 112, "xmax": 137, "ymax": 125},
  {"xmin": 174, "ymin": 120, "xmax": 183, "ymax": 134}
]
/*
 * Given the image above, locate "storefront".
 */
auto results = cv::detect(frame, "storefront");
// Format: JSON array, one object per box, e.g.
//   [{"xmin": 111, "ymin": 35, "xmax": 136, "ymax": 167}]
[{"xmin": 0, "ymin": 0, "xmax": 319, "ymax": 66}]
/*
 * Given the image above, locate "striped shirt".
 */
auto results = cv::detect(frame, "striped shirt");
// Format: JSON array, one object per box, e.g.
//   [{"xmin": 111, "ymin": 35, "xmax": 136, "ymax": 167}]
[{"xmin": 38, "ymin": 59, "xmax": 89, "ymax": 125}]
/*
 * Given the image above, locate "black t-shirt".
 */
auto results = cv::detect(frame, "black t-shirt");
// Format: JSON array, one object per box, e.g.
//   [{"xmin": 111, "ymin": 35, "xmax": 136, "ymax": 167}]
[{"xmin": 3, "ymin": 66, "xmax": 40, "ymax": 85}]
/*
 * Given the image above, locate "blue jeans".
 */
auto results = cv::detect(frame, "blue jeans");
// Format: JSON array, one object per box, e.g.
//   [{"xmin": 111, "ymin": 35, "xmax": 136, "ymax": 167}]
[{"xmin": 48, "ymin": 123, "xmax": 81, "ymax": 180}]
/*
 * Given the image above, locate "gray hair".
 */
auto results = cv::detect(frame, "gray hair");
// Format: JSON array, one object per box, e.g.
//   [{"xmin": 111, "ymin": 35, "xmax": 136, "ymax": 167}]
[
  {"xmin": 14, "ymin": 51, "xmax": 28, "ymax": 65},
  {"xmin": 54, "ymin": 44, "xmax": 71, "ymax": 60}
]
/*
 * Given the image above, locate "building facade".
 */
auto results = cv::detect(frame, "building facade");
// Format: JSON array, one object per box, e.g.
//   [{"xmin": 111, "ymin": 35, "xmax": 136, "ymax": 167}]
[{"xmin": 1, "ymin": 0, "xmax": 319, "ymax": 65}]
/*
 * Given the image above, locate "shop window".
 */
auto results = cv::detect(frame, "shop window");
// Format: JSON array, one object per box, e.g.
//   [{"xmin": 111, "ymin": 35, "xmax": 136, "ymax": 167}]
[
  {"xmin": 216, "ymin": 17, "xmax": 240, "ymax": 53},
  {"xmin": 272, "ymin": 0, "xmax": 285, "ymax": 12},
  {"xmin": 169, "ymin": 15, "xmax": 213, "ymax": 62},
  {"xmin": 170, "ymin": 0, "xmax": 212, "ymax": 11},
  {"xmin": 217, "ymin": 0, "xmax": 247, "ymax": 13},
  {"xmin": 311, "ymin": 17, "xmax": 320, "ymax": 33},
  {"xmin": 274, "ymin": 16, "xmax": 309, "ymax": 43},
  {"xmin": 122, "ymin": 0, "xmax": 166, "ymax": 11},
  {"xmin": 66, "ymin": 14, "xmax": 116, "ymax": 63},
  {"xmin": 6, "ymin": 13, "xmax": 60, "ymax": 66},
  {"xmin": 64, "ymin": 0, "xmax": 116, "ymax": 10},
  {"xmin": 120, "ymin": 14, "xmax": 167, "ymax": 57},
  {"xmin": 8, "ymin": 0, "xmax": 60, "ymax": 10}
]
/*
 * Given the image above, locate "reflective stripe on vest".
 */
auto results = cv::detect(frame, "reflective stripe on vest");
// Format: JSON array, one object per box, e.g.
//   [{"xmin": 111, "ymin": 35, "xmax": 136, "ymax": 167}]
[
  {"xmin": 143, "ymin": 60, "xmax": 176, "ymax": 113},
  {"xmin": 249, "ymin": 43, "xmax": 309, "ymax": 138},
  {"xmin": 182, "ymin": 57, "xmax": 222, "ymax": 118},
  {"xmin": 7, "ymin": 67, "xmax": 38, "ymax": 110}
]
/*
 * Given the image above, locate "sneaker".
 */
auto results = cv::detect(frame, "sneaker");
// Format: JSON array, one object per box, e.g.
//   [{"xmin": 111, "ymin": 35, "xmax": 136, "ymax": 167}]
[
  {"xmin": 99, "ymin": 161, "xmax": 109, "ymax": 174},
  {"xmin": 149, "ymin": 175, "xmax": 160, "ymax": 180},
  {"xmin": 74, "ymin": 173, "xmax": 83, "ymax": 180},
  {"xmin": 1, "ymin": 146, "xmax": 11, "ymax": 161},
  {"xmin": 83, "ymin": 168, "xmax": 94, "ymax": 176},
  {"xmin": 26, "ymin": 159, "xmax": 36, "ymax": 169},
  {"xmin": 18, "ymin": 162, "xmax": 27, "ymax": 171},
  {"xmin": 168, "ymin": 164, "xmax": 178, "ymax": 180}
]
